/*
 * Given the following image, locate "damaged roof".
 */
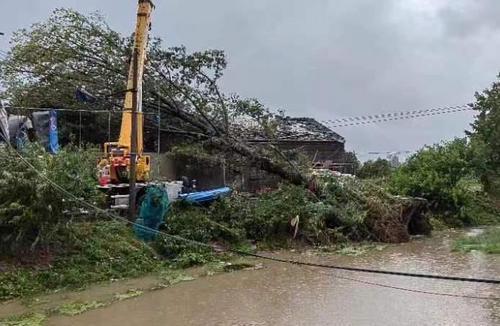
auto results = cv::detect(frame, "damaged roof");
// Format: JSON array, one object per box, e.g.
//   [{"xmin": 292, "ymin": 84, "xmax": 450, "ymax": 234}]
[
  {"xmin": 275, "ymin": 117, "xmax": 345, "ymax": 143},
  {"xmin": 233, "ymin": 115, "xmax": 345, "ymax": 143}
]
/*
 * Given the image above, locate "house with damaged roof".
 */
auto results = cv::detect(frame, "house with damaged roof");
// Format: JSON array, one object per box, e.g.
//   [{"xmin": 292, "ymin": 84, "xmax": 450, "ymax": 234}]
[
  {"xmin": 159, "ymin": 115, "xmax": 354, "ymax": 192},
  {"xmin": 248, "ymin": 116, "xmax": 350, "ymax": 171}
]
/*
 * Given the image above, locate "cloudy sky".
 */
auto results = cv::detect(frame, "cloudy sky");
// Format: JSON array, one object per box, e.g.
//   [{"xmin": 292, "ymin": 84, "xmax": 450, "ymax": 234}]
[{"xmin": 2, "ymin": 0, "xmax": 500, "ymax": 160}]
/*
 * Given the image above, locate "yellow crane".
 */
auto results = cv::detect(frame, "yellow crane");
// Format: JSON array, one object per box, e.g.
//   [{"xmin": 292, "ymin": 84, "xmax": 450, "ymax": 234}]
[{"xmin": 98, "ymin": 0, "xmax": 154, "ymax": 185}]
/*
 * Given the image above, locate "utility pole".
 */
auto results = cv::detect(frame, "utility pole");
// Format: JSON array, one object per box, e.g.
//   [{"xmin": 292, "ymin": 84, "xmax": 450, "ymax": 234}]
[
  {"xmin": 128, "ymin": 49, "xmax": 139, "ymax": 221},
  {"xmin": 157, "ymin": 89, "xmax": 161, "ymax": 178}
]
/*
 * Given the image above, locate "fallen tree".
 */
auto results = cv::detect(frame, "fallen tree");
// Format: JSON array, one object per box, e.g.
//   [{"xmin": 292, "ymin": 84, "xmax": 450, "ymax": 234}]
[
  {"xmin": 0, "ymin": 8, "xmax": 307, "ymax": 185},
  {"xmin": 154, "ymin": 176, "xmax": 431, "ymax": 264}
]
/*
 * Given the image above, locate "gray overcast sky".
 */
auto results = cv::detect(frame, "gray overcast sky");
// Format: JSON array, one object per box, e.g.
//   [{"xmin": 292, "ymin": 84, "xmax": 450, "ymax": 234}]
[{"xmin": 2, "ymin": 0, "xmax": 500, "ymax": 160}]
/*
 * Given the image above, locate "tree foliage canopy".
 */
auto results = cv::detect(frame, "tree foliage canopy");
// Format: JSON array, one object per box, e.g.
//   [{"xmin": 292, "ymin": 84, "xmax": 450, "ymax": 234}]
[
  {"xmin": 468, "ymin": 75, "xmax": 500, "ymax": 195},
  {"xmin": 357, "ymin": 158, "xmax": 392, "ymax": 179},
  {"xmin": 390, "ymin": 138, "xmax": 498, "ymax": 225},
  {"xmin": 0, "ymin": 144, "xmax": 102, "ymax": 254}
]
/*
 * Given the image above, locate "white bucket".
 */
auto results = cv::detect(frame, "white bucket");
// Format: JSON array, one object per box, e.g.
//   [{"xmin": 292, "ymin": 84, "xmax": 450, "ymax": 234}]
[{"xmin": 164, "ymin": 181, "xmax": 183, "ymax": 202}]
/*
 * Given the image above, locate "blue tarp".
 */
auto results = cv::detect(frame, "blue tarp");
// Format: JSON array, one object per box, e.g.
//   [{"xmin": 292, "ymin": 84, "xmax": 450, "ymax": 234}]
[
  {"xmin": 32, "ymin": 110, "xmax": 59, "ymax": 154},
  {"xmin": 48, "ymin": 109, "xmax": 59, "ymax": 154},
  {"xmin": 178, "ymin": 187, "xmax": 232, "ymax": 204}
]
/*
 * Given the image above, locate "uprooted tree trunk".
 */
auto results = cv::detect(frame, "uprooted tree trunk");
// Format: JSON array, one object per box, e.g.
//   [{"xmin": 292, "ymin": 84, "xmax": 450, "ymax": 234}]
[
  {"xmin": 332, "ymin": 179, "xmax": 432, "ymax": 243},
  {"xmin": 364, "ymin": 196, "xmax": 431, "ymax": 243}
]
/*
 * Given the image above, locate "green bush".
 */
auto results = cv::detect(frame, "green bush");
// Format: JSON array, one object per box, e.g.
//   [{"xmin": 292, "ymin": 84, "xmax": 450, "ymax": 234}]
[
  {"xmin": 154, "ymin": 179, "xmax": 412, "ymax": 255},
  {"xmin": 0, "ymin": 144, "xmax": 103, "ymax": 255},
  {"xmin": 153, "ymin": 184, "xmax": 332, "ymax": 260},
  {"xmin": 390, "ymin": 138, "xmax": 499, "ymax": 225}
]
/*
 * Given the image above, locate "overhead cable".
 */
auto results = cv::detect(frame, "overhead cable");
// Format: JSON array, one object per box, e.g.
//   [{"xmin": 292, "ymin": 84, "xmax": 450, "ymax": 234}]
[{"xmin": 322, "ymin": 105, "xmax": 473, "ymax": 128}]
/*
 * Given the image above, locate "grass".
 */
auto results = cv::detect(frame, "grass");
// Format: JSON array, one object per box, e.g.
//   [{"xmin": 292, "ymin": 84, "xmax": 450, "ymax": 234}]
[
  {"xmin": 0, "ymin": 313, "xmax": 46, "ymax": 326},
  {"xmin": 0, "ymin": 222, "xmax": 166, "ymax": 301},
  {"xmin": 455, "ymin": 227, "xmax": 500, "ymax": 254},
  {"xmin": 55, "ymin": 301, "xmax": 106, "ymax": 316}
]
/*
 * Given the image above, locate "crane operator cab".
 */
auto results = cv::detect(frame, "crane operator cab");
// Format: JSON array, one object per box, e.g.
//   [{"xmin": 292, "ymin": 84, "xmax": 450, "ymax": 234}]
[{"xmin": 98, "ymin": 142, "xmax": 150, "ymax": 185}]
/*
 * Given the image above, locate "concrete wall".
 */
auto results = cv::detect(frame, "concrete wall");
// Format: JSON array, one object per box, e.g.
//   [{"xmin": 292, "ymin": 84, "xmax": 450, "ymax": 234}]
[
  {"xmin": 147, "ymin": 153, "xmax": 282, "ymax": 192},
  {"xmin": 147, "ymin": 140, "xmax": 348, "ymax": 192}
]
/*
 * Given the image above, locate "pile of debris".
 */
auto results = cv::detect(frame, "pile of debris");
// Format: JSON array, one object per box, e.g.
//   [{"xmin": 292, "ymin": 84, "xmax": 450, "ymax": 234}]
[{"xmin": 316, "ymin": 174, "xmax": 431, "ymax": 243}]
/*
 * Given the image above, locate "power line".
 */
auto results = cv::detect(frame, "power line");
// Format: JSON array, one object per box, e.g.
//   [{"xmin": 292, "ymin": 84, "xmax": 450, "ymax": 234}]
[
  {"xmin": 5, "ymin": 106, "xmax": 159, "ymax": 116},
  {"xmin": 322, "ymin": 104, "xmax": 470, "ymax": 124},
  {"xmin": 322, "ymin": 104, "xmax": 473, "ymax": 128},
  {"xmin": 327, "ymin": 272, "xmax": 497, "ymax": 301},
  {"xmin": 326, "ymin": 107, "xmax": 473, "ymax": 128}
]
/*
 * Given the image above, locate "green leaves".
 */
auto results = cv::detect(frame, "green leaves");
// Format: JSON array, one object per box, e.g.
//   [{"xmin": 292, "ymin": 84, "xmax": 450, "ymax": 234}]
[
  {"xmin": 0, "ymin": 221, "xmax": 165, "ymax": 301},
  {"xmin": 469, "ymin": 76, "xmax": 500, "ymax": 196},
  {"xmin": 389, "ymin": 138, "xmax": 499, "ymax": 226},
  {"xmin": 454, "ymin": 227, "xmax": 500, "ymax": 254},
  {"xmin": 0, "ymin": 145, "xmax": 103, "ymax": 254},
  {"xmin": 357, "ymin": 158, "xmax": 393, "ymax": 179}
]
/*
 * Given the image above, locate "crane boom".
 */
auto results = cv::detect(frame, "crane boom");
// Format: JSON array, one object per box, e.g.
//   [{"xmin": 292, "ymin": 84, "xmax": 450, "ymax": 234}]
[
  {"xmin": 98, "ymin": 0, "xmax": 154, "ymax": 185},
  {"xmin": 118, "ymin": 0, "xmax": 154, "ymax": 153}
]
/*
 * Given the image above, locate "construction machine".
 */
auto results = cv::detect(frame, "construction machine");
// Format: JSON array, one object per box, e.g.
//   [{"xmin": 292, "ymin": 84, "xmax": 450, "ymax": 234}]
[{"xmin": 98, "ymin": 0, "xmax": 154, "ymax": 187}]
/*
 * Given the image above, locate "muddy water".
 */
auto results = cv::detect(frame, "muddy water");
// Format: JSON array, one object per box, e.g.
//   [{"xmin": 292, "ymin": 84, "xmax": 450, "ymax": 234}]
[{"xmin": 50, "ymin": 229, "xmax": 500, "ymax": 326}]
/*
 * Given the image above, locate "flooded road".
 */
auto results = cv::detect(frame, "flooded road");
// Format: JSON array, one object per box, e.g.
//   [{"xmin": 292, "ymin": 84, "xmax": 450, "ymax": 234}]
[{"xmin": 49, "ymin": 229, "xmax": 500, "ymax": 326}]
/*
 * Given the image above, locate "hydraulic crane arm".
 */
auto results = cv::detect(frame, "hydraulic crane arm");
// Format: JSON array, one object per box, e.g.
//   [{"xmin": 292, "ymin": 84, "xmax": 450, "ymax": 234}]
[
  {"xmin": 118, "ymin": 0, "xmax": 154, "ymax": 154},
  {"xmin": 99, "ymin": 0, "xmax": 154, "ymax": 185}
]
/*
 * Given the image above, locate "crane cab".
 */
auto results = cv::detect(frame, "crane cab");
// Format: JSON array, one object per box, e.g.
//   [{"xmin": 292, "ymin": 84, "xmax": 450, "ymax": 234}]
[{"xmin": 98, "ymin": 142, "xmax": 150, "ymax": 185}]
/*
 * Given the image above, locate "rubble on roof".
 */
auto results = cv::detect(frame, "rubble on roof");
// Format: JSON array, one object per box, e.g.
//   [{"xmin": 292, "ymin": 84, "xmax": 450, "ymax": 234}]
[
  {"xmin": 231, "ymin": 115, "xmax": 345, "ymax": 143},
  {"xmin": 276, "ymin": 117, "xmax": 345, "ymax": 143}
]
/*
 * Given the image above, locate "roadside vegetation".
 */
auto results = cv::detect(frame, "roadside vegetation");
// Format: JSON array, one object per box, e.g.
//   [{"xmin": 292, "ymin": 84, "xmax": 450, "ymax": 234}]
[
  {"xmin": 455, "ymin": 228, "xmax": 500, "ymax": 254},
  {"xmin": 389, "ymin": 138, "xmax": 499, "ymax": 226},
  {"xmin": 0, "ymin": 144, "xmax": 102, "ymax": 255},
  {"xmin": 357, "ymin": 158, "xmax": 393, "ymax": 180},
  {"xmin": 0, "ymin": 221, "xmax": 164, "ymax": 301}
]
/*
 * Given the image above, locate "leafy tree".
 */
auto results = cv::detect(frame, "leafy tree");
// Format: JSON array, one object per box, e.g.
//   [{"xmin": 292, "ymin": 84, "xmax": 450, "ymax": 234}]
[
  {"xmin": 468, "ymin": 76, "xmax": 500, "ymax": 196},
  {"xmin": 390, "ymin": 138, "xmax": 498, "ymax": 225},
  {"xmin": 0, "ymin": 8, "xmax": 306, "ymax": 184},
  {"xmin": 357, "ymin": 158, "xmax": 392, "ymax": 179},
  {"xmin": 342, "ymin": 151, "xmax": 361, "ymax": 174}
]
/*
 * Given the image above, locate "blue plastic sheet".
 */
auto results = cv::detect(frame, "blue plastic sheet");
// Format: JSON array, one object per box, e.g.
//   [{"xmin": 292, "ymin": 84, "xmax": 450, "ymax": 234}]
[
  {"xmin": 178, "ymin": 187, "xmax": 232, "ymax": 204},
  {"xmin": 48, "ymin": 110, "xmax": 59, "ymax": 154}
]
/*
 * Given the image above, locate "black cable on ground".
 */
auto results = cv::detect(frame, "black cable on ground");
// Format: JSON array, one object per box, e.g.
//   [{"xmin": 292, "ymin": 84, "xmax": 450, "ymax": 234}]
[
  {"xmin": 327, "ymin": 273, "xmax": 499, "ymax": 301},
  {"xmin": 233, "ymin": 250, "xmax": 500, "ymax": 285}
]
